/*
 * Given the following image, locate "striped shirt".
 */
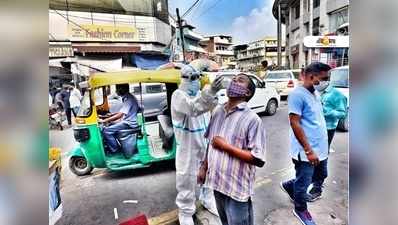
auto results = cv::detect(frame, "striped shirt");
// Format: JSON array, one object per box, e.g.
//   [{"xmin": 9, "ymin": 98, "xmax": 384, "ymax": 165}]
[{"xmin": 204, "ymin": 102, "xmax": 266, "ymax": 202}]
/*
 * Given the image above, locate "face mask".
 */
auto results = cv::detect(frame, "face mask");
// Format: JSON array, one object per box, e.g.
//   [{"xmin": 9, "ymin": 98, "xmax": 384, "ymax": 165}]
[
  {"xmin": 314, "ymin": 81, "xmax": 330, "ymax": 92},
  {"xmin": 188, "ymin": 80, "xmax": 200, "ymax": 96},
  {"xmin": 227, "ymin": 81, "xmax": 249, "ymax": 98}
]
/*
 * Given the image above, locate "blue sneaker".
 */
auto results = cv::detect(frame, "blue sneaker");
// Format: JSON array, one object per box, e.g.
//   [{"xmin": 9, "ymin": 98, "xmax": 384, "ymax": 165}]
[
  {"xmin": 280, "ymin": 181, "xmax": 295, "ymax": 202},
  {"xmin": 293, "ymin": 209, "xmax": 316, "ymax": 225}
]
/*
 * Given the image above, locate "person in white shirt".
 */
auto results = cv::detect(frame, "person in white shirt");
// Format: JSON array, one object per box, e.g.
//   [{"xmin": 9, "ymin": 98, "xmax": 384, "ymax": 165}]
[{"xmin": 69, "ymin": 86, "xmax": 82, "ymax": 117}]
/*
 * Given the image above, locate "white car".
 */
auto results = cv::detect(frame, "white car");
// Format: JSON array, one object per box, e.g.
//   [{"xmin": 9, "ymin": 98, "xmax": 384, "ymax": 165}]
[
  {"xmin": 329, "ymin": 65, "xmax": 349, "ymax": 131},
  {"xmin": 208, "ymin": 72, "xmax": 280, "ymax": 116},
  {"xmin": 264, "ymin": 70, "xmax": 300, "ymax": 98}
]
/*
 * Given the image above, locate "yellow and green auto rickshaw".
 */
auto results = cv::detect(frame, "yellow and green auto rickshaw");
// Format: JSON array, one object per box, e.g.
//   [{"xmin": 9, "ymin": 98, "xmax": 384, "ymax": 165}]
[{"xmin": 68, "ymin": 69, "xmax": 210, "ymax": 176}]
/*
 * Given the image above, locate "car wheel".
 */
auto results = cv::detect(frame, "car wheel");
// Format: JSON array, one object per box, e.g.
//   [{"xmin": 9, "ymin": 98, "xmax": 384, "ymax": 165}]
[
  {"xmin": 69, "ymin": 156, "xmax": 93, "ymax": 176},
  {"xmin": 338, "ymin": 116, "xmax": 349, "ymax": 131},
  {"xmin": 265, "ymin": 99, "xmax": 278, "ymax": 116}
]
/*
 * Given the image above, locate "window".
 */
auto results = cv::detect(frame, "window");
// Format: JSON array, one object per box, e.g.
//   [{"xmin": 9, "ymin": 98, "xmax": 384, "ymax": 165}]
[
  {"xmin": 77, "ymin": 91, "xmax": 91, "ymax": 117},
  {"xmin": 146, "ymin": 84, "xmax": 163, "ymax": 94},
  {"xmin": 313, "ymin": 0, "xmax": 320, "ymax": 8},
  {"xmin": 292, "ymin": 71, "xmax": 301, "ymax": 79},
  {"xmin": 303, "ymin": 0, "xmax": 307, "ymax": 12},
  {"xmin": 312, "ymin": 18, "xmax": 320, "ymax": 35},
  {"xmin": 329, "ymin": 68, "xmax": 349, "ymax": 88},
  {"xmin": 266, "ymin": 72, "xmax": 292, "ymax": 79},
  {"xmin": 329, "ymin": 7, "xmax": 348, "ymax": 33},
  {"xmin": 294, "ymin": 3, "xmax": 300, "ymax": 19},
  {"xmin": 304, "ymin": 23, "xmax": 310, "ymax": 35},
  {"xmin": 133, "ymin": 86, "xmax": 142, "ymax": 94},
  {"xmin": 94, "ymin": 88, "xmax": 104, "ymax": 106},
  {"xmin": 303, "ymin": 0, "xmax": 310, "ymax": 12},
  {"xmin": 250, "ymin": 77, "xmax": 261, "ymax": 87}
]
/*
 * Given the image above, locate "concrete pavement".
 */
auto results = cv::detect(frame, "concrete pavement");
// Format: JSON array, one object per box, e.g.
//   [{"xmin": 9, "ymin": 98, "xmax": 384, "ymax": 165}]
[{"xmin": 51, "ymin": 101, "xmax": 348, "ymax": 225}]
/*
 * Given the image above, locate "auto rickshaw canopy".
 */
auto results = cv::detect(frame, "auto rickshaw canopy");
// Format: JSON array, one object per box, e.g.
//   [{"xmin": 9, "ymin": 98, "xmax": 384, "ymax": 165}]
[{"xmin": 88, "ymin": 69, "xmax": 210, "ymax": 89}]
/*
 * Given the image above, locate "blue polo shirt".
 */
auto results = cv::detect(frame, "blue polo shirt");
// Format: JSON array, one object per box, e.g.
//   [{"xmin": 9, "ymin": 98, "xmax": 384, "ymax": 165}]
[
  {"xmin": 120, "ymin": 93, "xmax": 139, "ymax": 127},
  {"xmin": 288, "ymin": 86, "xmax": 329, "ymax": 162}
]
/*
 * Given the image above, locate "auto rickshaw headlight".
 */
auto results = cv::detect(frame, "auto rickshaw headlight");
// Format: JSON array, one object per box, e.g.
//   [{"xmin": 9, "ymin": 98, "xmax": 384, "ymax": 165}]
[{"xmin": 74, "ymin": 128, "xmax": 90, "ymax": 142}]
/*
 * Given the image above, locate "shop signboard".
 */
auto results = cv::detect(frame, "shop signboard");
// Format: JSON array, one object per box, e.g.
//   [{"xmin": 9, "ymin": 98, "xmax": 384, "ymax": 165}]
[
  {"xmin": 49, "ymin": 43, "xmax": 74, "ymax": 57},
  {"xmin": 303, "ymin": 36, "xmax": 349, "ymax": 48},
  {"xmin": 68, "ymin": 24, "xmax": 140, "ymax": 42}
]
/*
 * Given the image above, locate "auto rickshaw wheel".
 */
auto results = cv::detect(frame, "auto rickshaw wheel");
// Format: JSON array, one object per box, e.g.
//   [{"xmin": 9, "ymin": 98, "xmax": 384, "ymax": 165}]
[{"xmin": 69, "ymin": 156, "xmax": 93, "ymax": 176}]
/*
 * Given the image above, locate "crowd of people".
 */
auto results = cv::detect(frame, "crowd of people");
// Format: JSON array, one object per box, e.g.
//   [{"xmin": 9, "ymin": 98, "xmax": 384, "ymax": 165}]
[
  {"xmin": 49, "ymin": 84, "xmax": 82, "ymax": 128},
  {"xmin": 171, "ymin": 62, "xmax": 347, "ymax": 225}
]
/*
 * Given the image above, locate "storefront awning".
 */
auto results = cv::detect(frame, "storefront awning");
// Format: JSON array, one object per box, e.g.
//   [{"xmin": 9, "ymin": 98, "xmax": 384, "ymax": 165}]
[{"xmin": 72, "ymin": 45, "xmax": 141, "ymax": 53}]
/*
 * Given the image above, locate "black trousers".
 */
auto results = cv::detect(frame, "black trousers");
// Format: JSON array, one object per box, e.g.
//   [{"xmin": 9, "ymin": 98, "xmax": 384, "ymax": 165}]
[
  {"xmin": 327, "ymin": 129, "xmax": 336, "ymax": 148},
  {"xmin": 65, "ymin": 108, "xmax": 72, "ymax": 125}
]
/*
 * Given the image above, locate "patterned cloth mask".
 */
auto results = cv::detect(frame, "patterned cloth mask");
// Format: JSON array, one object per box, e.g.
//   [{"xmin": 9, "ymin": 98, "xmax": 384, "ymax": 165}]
[{"xmin": 227, "ymin": 81, "xmax": 249, "ymax": 98}]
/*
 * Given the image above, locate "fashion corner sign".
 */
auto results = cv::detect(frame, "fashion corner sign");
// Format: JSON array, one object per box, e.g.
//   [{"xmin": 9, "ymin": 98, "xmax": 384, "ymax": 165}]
[
  {"xmin": 303, "ymin": 36, "xmax": 349, "ymax": 48},
  {"xmin": 68, "ymin": 24, "xmax": 138, "ymax": 42}
]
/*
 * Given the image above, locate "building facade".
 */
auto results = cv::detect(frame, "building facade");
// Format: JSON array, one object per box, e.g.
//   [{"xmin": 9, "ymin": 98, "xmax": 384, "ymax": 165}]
[
  {"xmin": 235, "ymin": 37, "xmax": 286, "ymax": 71},
  {"xmin": 49, "ymin": 0, "xmax": 171, "ymax": 86},
  {"xmin": 201, "ymin": 35, "xmax": 234, "ymax": 67},
  {"xmin": 273, "ymin": 0, "xmax": 349, "ymax": 69},
  {"xmin": 172, "ymin": 21, "xmax": 207, "ymax": 62}
]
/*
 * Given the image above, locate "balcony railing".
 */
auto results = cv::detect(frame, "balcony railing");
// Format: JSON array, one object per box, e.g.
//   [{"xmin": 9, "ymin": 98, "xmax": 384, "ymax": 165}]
[{"xmin": 215, "ymin": 50, "xmax": 234, "ymax": 56}]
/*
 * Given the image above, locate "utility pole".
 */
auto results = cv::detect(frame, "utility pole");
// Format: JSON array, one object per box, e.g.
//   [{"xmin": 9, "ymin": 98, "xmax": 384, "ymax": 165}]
[
  {"xmin": 176, "ymin": 8, "xmax": 186, "ymax": 62},
  {"xmin": 277, "ymin": 2, "xmax": 282, "ymax": 67}
]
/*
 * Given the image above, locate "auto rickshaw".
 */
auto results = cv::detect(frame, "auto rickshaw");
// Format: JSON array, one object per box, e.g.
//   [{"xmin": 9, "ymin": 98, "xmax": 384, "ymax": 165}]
[{"xmin": 68, "ymin": 69, "xmax": 210, "ymax": 176}]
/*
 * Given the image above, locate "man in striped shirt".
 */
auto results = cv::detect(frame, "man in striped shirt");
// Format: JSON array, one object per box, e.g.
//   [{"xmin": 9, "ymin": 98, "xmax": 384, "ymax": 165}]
[{"xmin": 198, "ymin": 74, "xmax": 266, "ymax": 225}]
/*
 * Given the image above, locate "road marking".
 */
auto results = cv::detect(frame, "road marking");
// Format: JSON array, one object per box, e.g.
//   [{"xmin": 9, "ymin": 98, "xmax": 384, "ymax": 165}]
[
  {"xmin": 114, "ymin": 208, "xmax": 119, "ymax": 220},
  {"xmin": 254, "ymin": 178, "xmax": 272, "ymax": 188}
]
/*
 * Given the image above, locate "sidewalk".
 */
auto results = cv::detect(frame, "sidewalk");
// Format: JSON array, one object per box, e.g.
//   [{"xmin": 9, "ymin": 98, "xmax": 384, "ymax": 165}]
[{"xmin": 149, "ymin": 199, "xmax": 346, "ymax": 225}]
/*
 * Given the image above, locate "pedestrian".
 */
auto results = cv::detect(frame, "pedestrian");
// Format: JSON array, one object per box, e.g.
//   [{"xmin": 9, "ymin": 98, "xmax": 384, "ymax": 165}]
[
  {"xmin": 258, "ymin": 60, "xmax": 268, "ymax": 80},
  {"xmin": 197, "ymin": 73, "xmax": 266, "ymax": 225},
  {"xmin": 60, "ymin": 84, "xmax": 72, "ymax": 126},
  {"xmin": 171, "ymin": 65, "xmax": 224, "ymax": 225},
  {"xmin": 69, "ymin": 85, "xmax": 82, "ymax": 117},
  {"xmin": 305, "ymin": 72, "xmax": 347, "ymax": 202},
  {"xmin": 280, "ymin": 62, "xmax": 332, "ymax": 225},
  {"xmin": 54, "ymin": 87, "xmax": 64, "ymax": 110},
  {"xmin": 49, "ymin": 93, "xmax": 53, "ymax": 107}
]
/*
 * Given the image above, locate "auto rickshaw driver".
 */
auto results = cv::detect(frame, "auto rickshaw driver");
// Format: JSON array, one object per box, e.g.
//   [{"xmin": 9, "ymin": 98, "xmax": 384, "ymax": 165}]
[{"xmin": 99, "ymin": 83, "xmax": 140, "ymax": 154}]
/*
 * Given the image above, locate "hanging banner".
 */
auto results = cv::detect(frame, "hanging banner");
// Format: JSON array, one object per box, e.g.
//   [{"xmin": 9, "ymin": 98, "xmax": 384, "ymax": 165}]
[{"xmin": 68, "ymin": 24, "xmax": 138, "ymax": 42}]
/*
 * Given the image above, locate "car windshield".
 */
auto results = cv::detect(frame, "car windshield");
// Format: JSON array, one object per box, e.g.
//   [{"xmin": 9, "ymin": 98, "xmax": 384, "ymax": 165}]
[
  {"xmin": 330, "ymin": 68, "xmax": 349, "ymax": 88},
  {"xmin": 266, "ymin": 72, "xmax": 291, "ymax": 79},
  {"xmin": 77, "ymin": 91, "xmax": 91, "ymax": 117}
]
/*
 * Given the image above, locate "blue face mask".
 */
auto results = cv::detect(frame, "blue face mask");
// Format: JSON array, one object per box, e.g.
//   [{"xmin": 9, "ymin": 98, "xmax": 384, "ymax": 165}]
[{"xmin": 188, "ymin": 80, "xmax": 200, "ymax": 96}]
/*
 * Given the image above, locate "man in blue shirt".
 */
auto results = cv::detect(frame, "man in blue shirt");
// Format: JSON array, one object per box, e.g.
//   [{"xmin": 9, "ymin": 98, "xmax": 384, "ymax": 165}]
[
  {"xmin": 318, "ymin": 81, "xmax": 347, "ymax": 148},
  {"xmin": 280, "ymin": 62, "xmax": 332, "ymax": 225},
  {"xmin": 100, "ymin": 83, "xmax": 140, "ymax": 154},
  {"xmin": 304, "ymin": 74, "xmax": 347, "ymax": 202}
]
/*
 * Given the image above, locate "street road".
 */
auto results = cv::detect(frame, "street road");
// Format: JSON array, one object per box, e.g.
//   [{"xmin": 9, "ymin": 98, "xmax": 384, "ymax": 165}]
[{"xmin": 51, "ymin": 101, "xmax": 348, "ymax": 225}]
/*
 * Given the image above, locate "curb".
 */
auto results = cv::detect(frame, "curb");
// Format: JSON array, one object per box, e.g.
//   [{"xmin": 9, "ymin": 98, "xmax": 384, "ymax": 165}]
[{"xmin": 147, "ymin": 202, "xmax": 222, "ymax": 225}]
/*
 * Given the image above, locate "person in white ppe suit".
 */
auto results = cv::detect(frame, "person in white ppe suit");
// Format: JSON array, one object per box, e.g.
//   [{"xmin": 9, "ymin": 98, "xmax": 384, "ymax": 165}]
[{"xmin": 171, "ymin": 64, "xmax": 224, "ymax": 225}]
